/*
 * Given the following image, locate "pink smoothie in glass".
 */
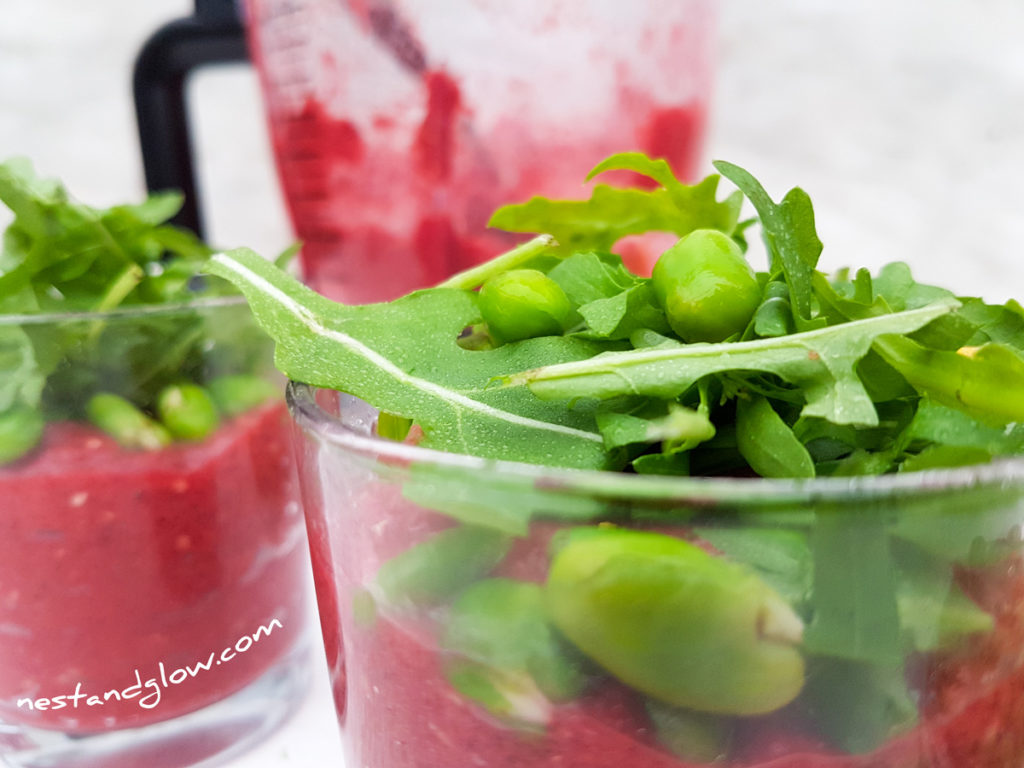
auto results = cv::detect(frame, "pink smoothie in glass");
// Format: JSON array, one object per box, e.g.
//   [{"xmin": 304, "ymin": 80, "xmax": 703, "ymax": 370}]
[{"xmin": 0, "ymin": 403, "xmax": 308, "ymax": 734}]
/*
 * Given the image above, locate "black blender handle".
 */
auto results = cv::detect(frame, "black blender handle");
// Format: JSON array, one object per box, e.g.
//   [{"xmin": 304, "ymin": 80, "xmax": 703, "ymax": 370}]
[{"xmin": 133, "ymin": 0, "xmax": 249, "ymax": 236}]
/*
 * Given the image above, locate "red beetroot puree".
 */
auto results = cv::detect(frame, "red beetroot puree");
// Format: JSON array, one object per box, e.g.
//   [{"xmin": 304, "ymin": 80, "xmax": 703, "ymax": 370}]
[
  {"xmin": 252, "ymin": 8, "xmax": 708, "ymax": 306},
  {"xmin": 308, "ymin": 488, "xmax": 1024, "ymax": 768},
  {"xmin": 0, "ymin": 402, "xmax": 307, "ymax": 733},
  {"xmin": 270, "ymin": 87, "xmax": 706, "ymax": 303}
]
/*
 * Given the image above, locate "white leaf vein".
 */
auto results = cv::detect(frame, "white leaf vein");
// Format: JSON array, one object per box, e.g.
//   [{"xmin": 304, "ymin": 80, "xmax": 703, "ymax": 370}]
[{"xmin": 212, "ymin": 253, "xmax": 602, "ymax": 444}]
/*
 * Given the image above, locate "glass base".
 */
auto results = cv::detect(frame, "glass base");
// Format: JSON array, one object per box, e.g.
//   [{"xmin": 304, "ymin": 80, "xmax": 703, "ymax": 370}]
[{"xmin": 0, "ymin": 641, "xmax": 309, "ymax": 768}]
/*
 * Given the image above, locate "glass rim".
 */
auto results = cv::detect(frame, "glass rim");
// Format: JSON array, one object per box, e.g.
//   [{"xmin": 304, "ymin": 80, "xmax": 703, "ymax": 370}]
[
  {"xmin": 0, "ymin": 295, "xmax": 248, "ymax": 326},
  {"xmin": 286, "ymin": 381, "xmax": 1024, "ymax": 504}
]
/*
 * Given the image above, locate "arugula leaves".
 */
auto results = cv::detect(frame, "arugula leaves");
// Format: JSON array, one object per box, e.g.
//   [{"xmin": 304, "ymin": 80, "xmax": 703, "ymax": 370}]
[
  {"xmin": 0, "ymin": 158, "xmax": 214, "ymax": 313},
  {"xmin": 207, "ymin": 151, "xmax": 1024, "ymax": 480},
  {"xmin": 0, "ymin": 158, "xmax": 277, "ymax": 463},
  {"xmin": 505, "ymin": 300, "xmax": 956, "ymax": 427},
  {"xmin": 876, "ymin": 337, "xmax": 1024, "ymax": 423},
  {"xmin": 489, "ymin": 152, "xmax": 742, "ymax": 254},
  {"xmin": 714, "ymin": 160, "xmax": 823, "ymax": 331}
]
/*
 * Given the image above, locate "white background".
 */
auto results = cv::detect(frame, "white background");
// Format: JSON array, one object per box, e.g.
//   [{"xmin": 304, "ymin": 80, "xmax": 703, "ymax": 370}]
[{"xmin": 3, "ymin": 1, "xmax": 1024, "ymax": 765}]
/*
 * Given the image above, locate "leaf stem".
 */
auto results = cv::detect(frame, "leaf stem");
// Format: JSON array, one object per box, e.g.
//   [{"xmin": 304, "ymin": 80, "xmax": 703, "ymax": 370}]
[
  {"xmin": 86, "ymin": 262, "xmax": 145, "ymax": 345},
  {"xmin": 439, "ymin": 235, "xmax": 558, "ymax": 290},
  {"xmin": 94, "ymin": 263, "xmax": 145, "ymax": 313}
]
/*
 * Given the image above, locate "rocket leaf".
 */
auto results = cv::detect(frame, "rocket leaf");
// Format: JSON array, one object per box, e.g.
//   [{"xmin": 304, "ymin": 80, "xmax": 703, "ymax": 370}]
[
  {"xmin": 875, "ymin": 337, "xmax": 1024, "ymax": 424},
  {"xmin": 804, "ymin": 515, "xmax": 903, "ymax": 665},
  {"xmin": 490, "ymin": 152, "xmax": 741, "ymax": 253},
  {"xmin": 204, "ymin": 155, "xmax": 1024, "ymax": 483},
  {"xmin": 735, "ymin": 393, "xmax": 815, "ymax": 478},
  {"xmin": 505, "ymin": 300, "xmax": 958, "ymax": 427},
  {"xmin": 206, "ymin": 248, "xmax": 611, "ymax": 469},
  {"xmin": 714, "ymin": 160, "xmax": 824, "ymax": 331}
]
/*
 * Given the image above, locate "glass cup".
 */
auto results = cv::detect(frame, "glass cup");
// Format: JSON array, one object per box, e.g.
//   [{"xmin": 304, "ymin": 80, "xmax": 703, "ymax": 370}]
[
  {"xmin": 0, "ymin": 298, "xmax": 310, "ymax": 768},
  {"xmin": 289, "ymin": 383, "xmax": 1024, "ymax": 768},
  {"xmin": 244, "ymin": 0, "xmax": 716, "ymax": 303}
]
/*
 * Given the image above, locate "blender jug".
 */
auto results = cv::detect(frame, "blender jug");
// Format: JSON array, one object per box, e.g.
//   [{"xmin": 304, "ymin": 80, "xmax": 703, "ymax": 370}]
[
  {"xmin": 136, "ymin": 0, "xmax": 716, "ymax": 303},
  {"xmin": 246, "ymin": 0, "xmax": 716, "ymax": 303}
]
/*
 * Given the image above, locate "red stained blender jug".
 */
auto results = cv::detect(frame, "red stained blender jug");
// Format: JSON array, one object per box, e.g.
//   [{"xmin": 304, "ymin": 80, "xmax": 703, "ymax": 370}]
[{"xmin": 136, "ymin": 0, "xmax": 716, "ymax": 303}]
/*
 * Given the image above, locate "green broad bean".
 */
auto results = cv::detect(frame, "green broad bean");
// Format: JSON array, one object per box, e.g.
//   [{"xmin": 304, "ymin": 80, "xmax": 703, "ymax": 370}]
[
  {"xmin": 478, "ymin": 269, "xmax": 572, "ymax": 344},
  {"xmin": 86, "ymin": 393, "xmax": 172, "ymax": 451},
  {"xmin": 651, "ymin": 229, "xmax": 761, "ymax": 343},
  {"xmin": 156, "ymin": 383, "xmax": 220, "ymax": 441},
  {"xmin": 443, "ymin": 579, "xmax": 587, "ymax": 702},
  {"xmin": 0, "ymin": 406, "xmax": 44, "ymax": 465},
  {"xmin": 442, "ymin": 659, "xmax": 553, "ymax": 728},
  {"xmin": 376, "ymin": 526, "xmax": 512, "ymax": 607},
  {"xmin": 545, "ymin": 527, "xmax": 805, "ymax": 716},
  {"xmin": 207, "ymin": 374, "xmax": 279, "ymax": 417}
]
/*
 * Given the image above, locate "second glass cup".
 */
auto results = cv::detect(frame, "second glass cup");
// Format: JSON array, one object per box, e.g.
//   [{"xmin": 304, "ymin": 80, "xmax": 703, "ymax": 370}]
[{"xmin": 0, "ymin": 299, "xmax": 310, "ymax": 768}]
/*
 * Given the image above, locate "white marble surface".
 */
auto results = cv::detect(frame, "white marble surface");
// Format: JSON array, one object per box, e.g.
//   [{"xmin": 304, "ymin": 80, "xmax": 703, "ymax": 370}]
[
  {"xmin": 3, "ymin": 1, "xmax": 1024, "ymax": 766},
  {"xmin": 711, "ymin": 0, "xmax": 1024, "ymax": 301}
]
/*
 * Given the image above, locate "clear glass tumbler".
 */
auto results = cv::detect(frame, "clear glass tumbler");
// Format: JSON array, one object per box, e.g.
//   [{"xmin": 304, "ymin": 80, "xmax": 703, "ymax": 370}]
[
  {"xmin": 244, "ymin": 0, "xmax": 716, "ymax": 303},
  {"xmin": 0, "ymin": 298, "xmax": 310, "ymax": 768},
  {"xmin": 290, "ymin": 383, "xmax": 1024, "ymax": 768}
]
